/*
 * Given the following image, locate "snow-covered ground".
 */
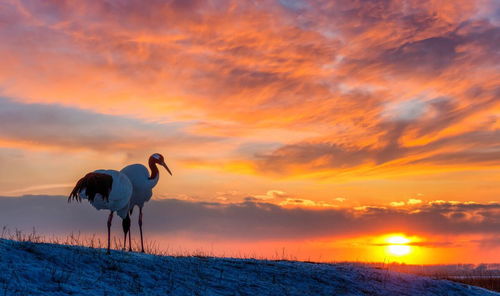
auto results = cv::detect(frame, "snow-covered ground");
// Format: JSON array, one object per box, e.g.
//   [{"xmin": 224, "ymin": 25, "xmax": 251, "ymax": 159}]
[{"xmin": 0, "ymin": 239, "xmax": 497, "ymax": 296}]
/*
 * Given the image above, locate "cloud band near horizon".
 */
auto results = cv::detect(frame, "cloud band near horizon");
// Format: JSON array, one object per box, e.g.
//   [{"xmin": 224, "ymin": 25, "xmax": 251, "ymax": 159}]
[{"xmin": 1, "ymin": 195, "xmax": 498, "ymax": 243}]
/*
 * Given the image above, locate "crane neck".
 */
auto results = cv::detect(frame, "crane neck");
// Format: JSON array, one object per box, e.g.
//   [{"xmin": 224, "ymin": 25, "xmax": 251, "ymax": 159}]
[{"xmin": 148, "ymin": 158, "xmax": 159, "ymax": 180}]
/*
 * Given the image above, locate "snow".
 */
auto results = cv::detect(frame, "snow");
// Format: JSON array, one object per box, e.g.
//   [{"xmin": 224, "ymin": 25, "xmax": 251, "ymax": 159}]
[{"xmin": 0, "ymin": 239, "xmax": 497, "ymax": 296}]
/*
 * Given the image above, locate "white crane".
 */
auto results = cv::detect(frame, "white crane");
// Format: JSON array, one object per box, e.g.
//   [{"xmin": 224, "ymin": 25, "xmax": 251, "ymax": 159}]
[
  {"xmin": 120, "ymin": 153, "xmax": 172, "ymax": 253},
  {"xmin": 68, "ymin": 169, "xmax": 133, "ymax": 254}
]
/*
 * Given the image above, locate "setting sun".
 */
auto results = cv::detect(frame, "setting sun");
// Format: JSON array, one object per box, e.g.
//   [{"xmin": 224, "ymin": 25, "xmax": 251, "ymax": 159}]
[
  {"xmin": 387, "ymin": 235, "xmax": 412, "ymax": 256},
  {"xmin": 388, "ymin": 245, "xmax": 411, "ymax": 256}
]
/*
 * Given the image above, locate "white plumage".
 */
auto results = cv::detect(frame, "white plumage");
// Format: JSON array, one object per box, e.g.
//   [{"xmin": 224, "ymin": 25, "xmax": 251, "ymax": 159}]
[
  {"xmin": 120, "ymin": 153, "xmax": 172, "ymax": 252},
  {"xmin": 79, "ymin": 170, "xmax": 132, "ymax": 219},
  {"xmin": 120, "ymin": 164, "xmax": 157, "ymax": 209},
  {"xmin": 69, "ymin": 169, "xmax": 133, "ymax": 254}
]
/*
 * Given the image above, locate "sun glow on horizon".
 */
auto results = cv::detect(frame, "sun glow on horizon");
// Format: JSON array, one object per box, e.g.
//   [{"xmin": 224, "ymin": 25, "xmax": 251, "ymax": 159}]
[
  {"xmin": 388, "ymin": 244, "xmax": 411, "ymax": 256},
  {"xmin": 386, "ymin": 235, "xmax": 412, "ymax": 257}
]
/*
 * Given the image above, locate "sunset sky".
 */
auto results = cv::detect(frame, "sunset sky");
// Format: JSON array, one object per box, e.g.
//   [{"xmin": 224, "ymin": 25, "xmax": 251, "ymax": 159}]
[{"xmin": 0, "ymin": 0, "xmax": 499, "ymax": 264}]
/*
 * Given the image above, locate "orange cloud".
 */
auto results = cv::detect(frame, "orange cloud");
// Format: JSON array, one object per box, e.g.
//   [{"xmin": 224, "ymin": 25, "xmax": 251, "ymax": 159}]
[{"xmin": 0, "ymin": 0, "xmax": 498, "ymax": 204}]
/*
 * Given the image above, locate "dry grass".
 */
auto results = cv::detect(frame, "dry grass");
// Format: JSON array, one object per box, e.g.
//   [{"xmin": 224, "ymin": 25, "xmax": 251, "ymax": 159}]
[
  {"xmin": 0, "ymin": 227, "xmax": 297, "ymax": 261},
  {"xmin": 1, "ymin": 227, "xmax": 499, "ymax": 293},
  {"xmin": 0, "ymin": 226, "xmax": 175, "ymax": 257}
]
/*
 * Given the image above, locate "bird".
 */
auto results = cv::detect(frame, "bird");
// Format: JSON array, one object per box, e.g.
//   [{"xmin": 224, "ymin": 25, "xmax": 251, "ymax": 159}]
[
  {"xmin": 68, "ymin": 169, "xmax": 133, "ymax": 254},
  {"xmin": 120, "ymin": 153, "xmax": 172, "ymax": 253}
]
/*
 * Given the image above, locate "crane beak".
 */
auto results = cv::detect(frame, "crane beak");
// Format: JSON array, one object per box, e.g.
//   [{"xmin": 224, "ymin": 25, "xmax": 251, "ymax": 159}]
[{"xmin": 161, "ymin": 162, "xmax": 172, "ymax": 176}]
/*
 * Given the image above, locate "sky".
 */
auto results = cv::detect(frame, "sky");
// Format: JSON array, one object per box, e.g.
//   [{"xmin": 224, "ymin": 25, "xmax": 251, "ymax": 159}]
[{"xmin": 0, "ymin": 0, "xmax": 499, "ymax": 264}]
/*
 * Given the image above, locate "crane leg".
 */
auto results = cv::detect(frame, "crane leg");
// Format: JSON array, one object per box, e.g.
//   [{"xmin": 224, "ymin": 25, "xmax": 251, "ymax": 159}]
[
  {"xmin": 128, "ymin": 224, "xmax": 132, "ymax": 252},
  {"xmin": 107, "ymin": 211, "xmax": 114, "ymax": 254},
  {"xmin": 128, "ymin": 208, "xmax": 133, "ymax": 251},
  {"xmin": 139, "ymin": 207, "xmax": 145, "ymax": 253},
  {"xmin": 122, "ymin": 214, "xmax": 131, "ymax": 251}
]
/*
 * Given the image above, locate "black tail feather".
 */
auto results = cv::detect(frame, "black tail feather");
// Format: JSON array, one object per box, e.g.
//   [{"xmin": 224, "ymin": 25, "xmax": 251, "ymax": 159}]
[{"xmin": 68, "ymin": 172, "xmax": 113, "ymax": 203}]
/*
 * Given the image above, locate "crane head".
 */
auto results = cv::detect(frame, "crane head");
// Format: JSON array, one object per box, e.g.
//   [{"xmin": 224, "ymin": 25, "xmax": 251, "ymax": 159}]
[{"xmin": 151, "ymin": 153, "xmax": 172, "ymax": 176}]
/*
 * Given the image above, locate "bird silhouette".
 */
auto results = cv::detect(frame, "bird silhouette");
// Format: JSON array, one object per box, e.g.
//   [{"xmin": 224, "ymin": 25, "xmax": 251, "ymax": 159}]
[
  {"xmin": 121, "ymin": 153, "xmax": 172, "ymax": 252},
  {"xmin": 69, "ymin": 169, "xmax": 133, "ymax": 254}
]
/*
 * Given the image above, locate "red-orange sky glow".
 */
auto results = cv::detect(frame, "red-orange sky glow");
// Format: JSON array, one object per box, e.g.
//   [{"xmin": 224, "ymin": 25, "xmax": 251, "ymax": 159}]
[{"xmin": 0, "ymin": 0, "xmax": 499, "ymax": 264}]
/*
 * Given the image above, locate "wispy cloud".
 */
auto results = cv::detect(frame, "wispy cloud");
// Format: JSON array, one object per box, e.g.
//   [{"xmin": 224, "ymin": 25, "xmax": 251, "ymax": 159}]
[
  {"xmin": 0, "ymin": 0, "xmax": 498, "ymax": 208},
  {"xmin": 0, "ymin": 97, "xmax": 220, "ymax": 152}
]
